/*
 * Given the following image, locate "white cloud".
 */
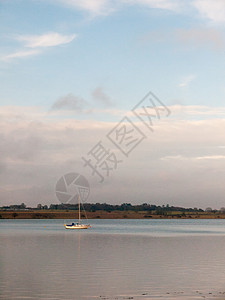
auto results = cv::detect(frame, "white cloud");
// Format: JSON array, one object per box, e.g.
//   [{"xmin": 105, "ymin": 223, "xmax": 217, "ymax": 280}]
[
  {"xmin": 49, "ymin": 102, "xmax": 225, "ymax": 121},
  {"xmin": 45, "ymin": 0, "xmax": 225, "ymax": 26},
  {"xmin": 57, "ymin": 0, "xmax": 180, "ymax": 16},
  {"xmin": 196, "ymin": 155, "xmax": 225, "ymax": 160},
  {"xmin": 192, "ymin": 0, "xmax": 225, "ymax": 24},
  {"xmin": 161, "ymin": 155, "xmax": 225, "ymax": 161},
  {"xmin": 176, "ymin": 28, "xmax": 225, "ymax": 50},
  {"xmin": 1, "ymin": 49, "xmax": 41, "ymax": 62},
  {"xmin": 57, "ymin": 0, "xmax": 115, "ymax": 15},
  {"xmin": 160, "ymin": 155, "xmax": 187, "ymax": 161},
  {"xmin": 123, "ymin": 0, "xmax": 180, "ymax": 11},
  {"xmin": 17, "ymin": 32, "xmax": 76, "ymax": 48},
  {"xmin": 170, "ymin": 105, "xmax": 225, "ymax": 117},
  {"xmin": 2, "ymin": 32, "xmax": 76, "ymax": 62},
  {"xmin": 179, "ymin": 74, "xmax": 196, "ymax": 87},
  {"xmin": 39, "ymin": 0, "xmax": 225, "ymax": 23}
]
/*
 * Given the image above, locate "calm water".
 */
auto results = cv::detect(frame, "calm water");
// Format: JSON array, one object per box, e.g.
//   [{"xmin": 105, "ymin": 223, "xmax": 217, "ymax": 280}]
[{"xmin": 1, "ymin": 219, "xmax": 225, "ymax": 300}]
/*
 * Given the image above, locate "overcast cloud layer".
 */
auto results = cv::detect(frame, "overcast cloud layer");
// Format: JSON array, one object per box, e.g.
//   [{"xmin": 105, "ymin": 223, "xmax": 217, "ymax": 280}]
[{"xmin": 1, "ymin": 105, "xmax": 225, "ymax": 209}]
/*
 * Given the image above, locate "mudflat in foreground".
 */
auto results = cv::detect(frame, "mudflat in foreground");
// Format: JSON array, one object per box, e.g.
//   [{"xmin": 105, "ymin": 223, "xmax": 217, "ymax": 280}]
[{"xmin": 1, "ymin": 210, "xmax": 225, "ymax": 219}]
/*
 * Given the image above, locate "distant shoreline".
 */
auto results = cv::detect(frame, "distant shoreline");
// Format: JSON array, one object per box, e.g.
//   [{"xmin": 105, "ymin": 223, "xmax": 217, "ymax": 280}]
[{"xmin": 1, "ymin": 210, "xmax": 225, "ymax": 219}]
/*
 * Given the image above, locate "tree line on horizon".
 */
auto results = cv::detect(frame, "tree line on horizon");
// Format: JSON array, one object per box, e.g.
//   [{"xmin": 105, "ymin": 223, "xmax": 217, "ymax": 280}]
[{"xmin": 2, "ymin": 202, "xmax": 224, "ymax": 213}]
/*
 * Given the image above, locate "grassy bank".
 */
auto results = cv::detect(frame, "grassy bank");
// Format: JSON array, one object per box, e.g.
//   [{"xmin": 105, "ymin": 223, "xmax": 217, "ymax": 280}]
[{"xmin": 1, "ymin": 210, "xmax": 225, "ymax": 219}]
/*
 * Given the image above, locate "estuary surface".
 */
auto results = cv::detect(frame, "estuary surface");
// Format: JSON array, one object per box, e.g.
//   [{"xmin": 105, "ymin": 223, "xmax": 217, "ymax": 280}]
[{"xmin": 1, "ymin": 219, "xmax": 225, "ymax": 300}]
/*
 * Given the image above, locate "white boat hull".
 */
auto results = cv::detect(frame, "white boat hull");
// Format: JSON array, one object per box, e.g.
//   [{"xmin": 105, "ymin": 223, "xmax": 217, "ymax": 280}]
[
  {"xmin": 65, "ymin": 194, "xmax": 91, "ymax": 230},
  {"xmin": 65, "ymin": 224, "xmax": 90, "ymax": 229}
]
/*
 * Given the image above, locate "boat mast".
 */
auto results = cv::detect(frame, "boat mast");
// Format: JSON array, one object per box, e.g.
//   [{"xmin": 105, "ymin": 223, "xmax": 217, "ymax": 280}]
[{"xmin": 78, "ymin": 194, "xmax": 81, "ymax": 224}]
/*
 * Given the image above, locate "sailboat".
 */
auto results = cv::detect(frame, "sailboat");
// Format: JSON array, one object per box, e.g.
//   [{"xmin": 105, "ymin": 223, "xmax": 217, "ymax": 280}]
[{"xmin": 65, "ymin": 195, "xmax": 91, "ymax": 229}]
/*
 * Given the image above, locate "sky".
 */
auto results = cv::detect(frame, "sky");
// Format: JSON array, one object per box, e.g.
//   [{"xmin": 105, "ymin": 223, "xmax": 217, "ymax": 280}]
[{"xmin": 1, "ymin": 0, "xmax": 225, "ymax": 209}]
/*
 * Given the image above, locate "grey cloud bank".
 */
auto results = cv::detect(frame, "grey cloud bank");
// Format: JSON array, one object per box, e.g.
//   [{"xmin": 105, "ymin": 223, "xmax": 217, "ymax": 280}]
[
  {"xmin": 92, "ymin": 87, "xmax": 113, "ymax": 107},
  {"xmin": 51, "ymin": 93, "xmax": 88, "ymax": 112},
  {"xmin": 0, "ymin": 105, "xmax": 225, "ymax": 209}
]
